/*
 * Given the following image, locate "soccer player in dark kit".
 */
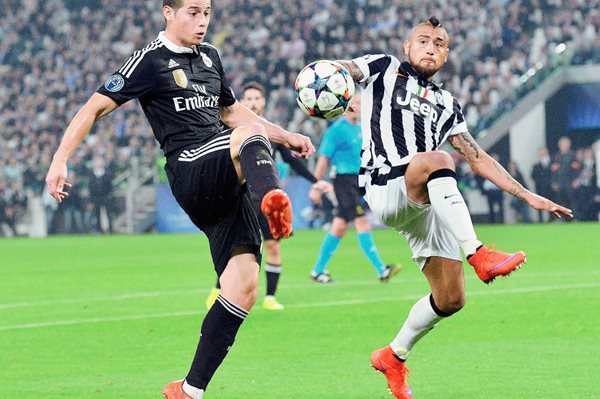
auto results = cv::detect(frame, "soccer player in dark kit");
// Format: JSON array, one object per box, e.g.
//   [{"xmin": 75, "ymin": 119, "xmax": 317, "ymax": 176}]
[
  {"xmin": 205, "ymin": 81, "xmax": 332, "ymax": 311},
  {"xmin": 45, "ymin": 1, "xmax": 314, "ymax": 398}
]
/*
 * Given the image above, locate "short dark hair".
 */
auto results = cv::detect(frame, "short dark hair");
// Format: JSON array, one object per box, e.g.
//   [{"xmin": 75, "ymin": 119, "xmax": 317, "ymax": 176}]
[
  {"xmin": 427, "ymin": 16, "xmax": 442, "ymax": 28},
  {"xmin": 242, "ymin": 81, "xmax": 266, "ymax": 97},
  {"xmin": 163, "ymin": 0, "xmax": 184, "ymax": 9}
]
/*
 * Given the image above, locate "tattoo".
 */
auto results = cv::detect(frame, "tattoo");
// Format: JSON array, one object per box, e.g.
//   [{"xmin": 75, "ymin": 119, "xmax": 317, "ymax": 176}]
[
  {"xmin": 337, "ymin": 60, "xmax": 364, "ymax": 82},
  {"xmin": 448, "ymin": 132, "xmax": 480, "ymax": 160},
  {"xmin": 493, "ymin": 160, "xmax": 527, "ymax": 200}
]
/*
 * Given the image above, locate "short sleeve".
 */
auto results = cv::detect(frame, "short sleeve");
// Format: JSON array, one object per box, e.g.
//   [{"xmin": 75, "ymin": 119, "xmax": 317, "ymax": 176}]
[
  {"xmin": 447, "ymin": 97, "xmax": 468, "ymax": 136},
  {"xmin": 210, "ymin": 49, "xmax": 236, "ymax": 107},
  {"xmin": 350, "ymin": 54, "xmax": 393, "ymax": 84},
  {"xmin": 319, "ymin": 124, "xmax": 339, "ymax": 158},
  {"xmin": 97, "ymin": 53, "xmax": 156, "ymax": 105}
]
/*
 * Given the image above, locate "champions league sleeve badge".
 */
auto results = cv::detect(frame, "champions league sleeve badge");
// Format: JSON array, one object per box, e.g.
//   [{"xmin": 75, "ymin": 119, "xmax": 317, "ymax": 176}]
[{"xmin": 104, "ymin": 74, "xmax": 125, "ymax": 92}]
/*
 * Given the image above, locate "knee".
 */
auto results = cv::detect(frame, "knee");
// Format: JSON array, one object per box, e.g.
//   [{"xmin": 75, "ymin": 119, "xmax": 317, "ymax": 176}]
[
  {"xmin": 433, "ymin": 292, "xmax": 466, "ymax": 316},
  {"xmin": 414, "ymin": 150, "xmax": 455, "ymax": 175},
  {"xmin": 330, "ymin": 222, "xmax": 348, "ymax": 237},
  {"xmin": 265, "ymin": 240, "xmax": 280, "ymax": 259},
  {"xmin": 236, "ymin": 123, "xmax": 267, "ymax": 141},
  {"xmin": 237, "ymin": 281, "xmax": 258, "ymax": 310},
  {"xmin": 428, "ymin": 151, "xmax": 455, "ymax": 171}
]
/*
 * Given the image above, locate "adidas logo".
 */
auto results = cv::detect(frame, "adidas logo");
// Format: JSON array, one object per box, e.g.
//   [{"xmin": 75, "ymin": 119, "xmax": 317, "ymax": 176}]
[{"xmin": 168, "ymin": 59, "xmax": 179, "ymax": 68}]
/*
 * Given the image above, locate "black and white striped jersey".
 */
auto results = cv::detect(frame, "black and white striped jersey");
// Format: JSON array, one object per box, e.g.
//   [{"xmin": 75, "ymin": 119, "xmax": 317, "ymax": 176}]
[
  {"xmin": 97, "ymin": 32, "xmax": 236, "ymax": 156},
  {"xmin": 351, "ymin": 54, "xmax": 468, "ymax": 190}
]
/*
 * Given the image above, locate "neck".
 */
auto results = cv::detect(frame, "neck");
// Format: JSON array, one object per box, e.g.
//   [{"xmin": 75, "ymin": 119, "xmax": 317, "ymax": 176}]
[{"xmin": 164, "ymin": 29, "xmax": 193, "ymax": 48}]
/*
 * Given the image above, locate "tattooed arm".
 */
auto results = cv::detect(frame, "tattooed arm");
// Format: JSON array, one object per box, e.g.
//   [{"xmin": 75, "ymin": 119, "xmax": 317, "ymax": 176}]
[
  {"xmin": 448, "ymin": 132, "xmax": 573, "ymax": 219},
  {"xmin": 337, "ymin": 60, "xmax": 365, "ymax": 82}
]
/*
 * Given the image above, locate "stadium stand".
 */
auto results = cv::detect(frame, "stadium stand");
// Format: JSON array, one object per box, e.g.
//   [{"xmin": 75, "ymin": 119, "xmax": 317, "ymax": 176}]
[{"xmin": 0, "ymin": 0, "xmax": 598, "ymax": 235}]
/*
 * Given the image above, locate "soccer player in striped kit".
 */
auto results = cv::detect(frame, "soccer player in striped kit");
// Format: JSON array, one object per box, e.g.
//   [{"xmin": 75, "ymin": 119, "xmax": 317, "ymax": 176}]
[
  {"xmin": 337, "ymin": 17, "xmax": 572, "ymax": 398},
  {"xmin": 45, "ymin": 1, "xmax": 314, "ymax": 398}
]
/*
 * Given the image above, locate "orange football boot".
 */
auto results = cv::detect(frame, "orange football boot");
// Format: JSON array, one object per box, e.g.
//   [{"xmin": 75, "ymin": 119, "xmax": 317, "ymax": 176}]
[
  {"xmin": 162, "ymin": 380, "xmax": 193, "ymax": 399},
  {"xmin": 371, "ymin": 346, "xmax": 413, "ymax": 399},
  {"xmin": 468, "ymin": 245, "xmax": 526, "ymax": 284},
  {"xmin": 261, "ymin": 189, "xmax": 293, "ymax": 239}
]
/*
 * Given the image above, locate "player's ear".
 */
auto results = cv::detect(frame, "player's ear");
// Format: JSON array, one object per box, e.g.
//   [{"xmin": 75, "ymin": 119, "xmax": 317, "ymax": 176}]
[
  {"xmin": 162, "ymin": 5, "xmax": 174, "ymax": 24},
  {"xmin": 403, "ymin": 40, "xmax": 410, "ymax": 56}
]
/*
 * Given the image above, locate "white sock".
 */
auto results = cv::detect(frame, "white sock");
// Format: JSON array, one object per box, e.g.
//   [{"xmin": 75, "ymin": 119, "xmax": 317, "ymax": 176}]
[
  {"xmin": 390, "ymin": 295, "xmax": 443, "ymax": 359},
  {"xmin": 183, "ymin": 380, "xmax": 204, "ymax": 399},
  {"xmin": 427, "ymin": 174, "xmax": 482, "ymax": 256}
]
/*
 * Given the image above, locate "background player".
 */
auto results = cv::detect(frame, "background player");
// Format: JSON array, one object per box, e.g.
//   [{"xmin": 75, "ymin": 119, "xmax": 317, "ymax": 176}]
[
  {"xmin": 308, "ymin": 92, "xmax": 401, "ymax": 284},
  {"xmin": 206, "ymin": 81, "xmax": 332, "ymax": 310},
  {"xmin": 337, "ymin": 17, "xmax": 572, "ymax": 398},
  {"xmin": 45, "ymin": 1, "xmax": 314, "ymax": 398}
]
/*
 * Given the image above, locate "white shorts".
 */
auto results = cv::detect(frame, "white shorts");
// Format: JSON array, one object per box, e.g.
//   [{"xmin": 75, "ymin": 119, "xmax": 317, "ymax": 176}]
[{"xmin": 364, "ymin": 176, "xmax": 461, "ymax": 269}]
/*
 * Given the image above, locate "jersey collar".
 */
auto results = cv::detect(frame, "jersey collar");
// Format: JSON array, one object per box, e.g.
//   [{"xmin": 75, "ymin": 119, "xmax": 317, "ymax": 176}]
[
  {"xmin": 399, "ymin": 61, "xmax": 442, "ymax": 90},
  {"xmin": 158, "ymin": 31, "xmax": 198, "ymax": 54}
]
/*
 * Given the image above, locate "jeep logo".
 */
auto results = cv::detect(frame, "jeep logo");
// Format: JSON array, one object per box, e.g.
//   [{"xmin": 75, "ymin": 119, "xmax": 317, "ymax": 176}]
[{"xmin": 396, "ymin": 91, "xmax": 439, "ymax": 123}]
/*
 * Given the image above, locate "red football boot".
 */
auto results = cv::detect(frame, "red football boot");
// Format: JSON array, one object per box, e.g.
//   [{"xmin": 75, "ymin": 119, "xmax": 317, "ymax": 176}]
[
  {"xmin": 468, "ymin": 245, "xmax": 526, "ymax": 284},
  {"xmin": 371, "ymin": 346, "xmax": 413, "ymax": 399},
  {"xmin": 261, "ymin": 189, "xmax": 293, "ymax": 239},
  {"xmin": 162, "ymin": 380, "xmax": 194, "ymax": 399}
]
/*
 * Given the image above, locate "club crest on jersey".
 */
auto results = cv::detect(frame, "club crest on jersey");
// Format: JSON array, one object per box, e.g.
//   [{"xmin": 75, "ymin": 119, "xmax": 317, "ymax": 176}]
[
  {"xmin": 172, "ymin": 69, "xmax": 188, "ymax": 88},
  {"xmin": 201, "ymin": 52, "xmax": 213, "ymax": 68},
  {"xmin": 104, "ymin": 74, "xmax": 125, "ymax": 92}
]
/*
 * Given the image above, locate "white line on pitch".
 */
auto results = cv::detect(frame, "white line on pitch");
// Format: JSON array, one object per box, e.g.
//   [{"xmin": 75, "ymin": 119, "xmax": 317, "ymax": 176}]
[
  {"xmin": 0, "ymin": 282, "xmax": 598, "ymax": 331},
  {"xmin": 1, "ymin": 270, "xmax": 598, "ymax": 310}
]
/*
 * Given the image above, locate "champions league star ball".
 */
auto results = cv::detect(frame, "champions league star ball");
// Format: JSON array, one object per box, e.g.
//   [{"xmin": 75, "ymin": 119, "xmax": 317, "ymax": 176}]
[{"xmin": 295, "ymin": 60, "xmax": 355, "ymax": 120}]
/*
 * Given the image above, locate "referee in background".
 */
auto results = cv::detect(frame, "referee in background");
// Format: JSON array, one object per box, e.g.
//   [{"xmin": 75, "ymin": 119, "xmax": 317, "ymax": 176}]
[{"xmin": 45, "ymin": 1, "xmax": 314, "ymax": 398}]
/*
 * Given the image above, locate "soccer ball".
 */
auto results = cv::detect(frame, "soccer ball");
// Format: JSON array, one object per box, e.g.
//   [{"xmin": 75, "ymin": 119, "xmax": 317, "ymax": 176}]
[{"xmin": 295, "ymin": 60, "xmax": 355, "ymax": 120}]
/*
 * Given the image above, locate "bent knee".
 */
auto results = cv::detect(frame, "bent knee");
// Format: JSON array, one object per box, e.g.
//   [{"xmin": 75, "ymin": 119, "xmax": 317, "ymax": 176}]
[
  {"xmin": 235, "ymin": 123, "xmax": 267, "ymax": 141},
  {"xmin": 413, "ymin": 150, "xmax": 455, "ymax": 172},
  {"xmin": 434, "ymin": 293, "xmax": 466, "ymax": 316}
]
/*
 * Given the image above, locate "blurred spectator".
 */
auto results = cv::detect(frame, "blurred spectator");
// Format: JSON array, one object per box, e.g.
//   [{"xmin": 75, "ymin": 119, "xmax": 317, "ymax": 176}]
[
  {"xmin": 508, "ymin": 160, "xmax": 530, "ymax": 223},
  {"xmin": 62, "ymin": 170, "xmax": 86, "ymax": 234},
  {"xmin": 551, "ymin": 136, "xmax": 579, "ymax": 216},
  {"xmin": 572, "ymin": 147, "xmax": 598, "ymax": 221},
  {"xmin": 480, "ymin": 154, "xmax": 504, "ymax": 224},
  {"xmin": 530, "ymin": 146, "xmax": 553, "ymax": 222},
  {"xmin": 88, "ymin": 156, "xmax": 115, "ymax": 234}
]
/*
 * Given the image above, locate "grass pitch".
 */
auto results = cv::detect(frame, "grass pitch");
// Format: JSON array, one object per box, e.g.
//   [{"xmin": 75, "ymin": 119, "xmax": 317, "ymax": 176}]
[{"xmin": 1, "ymin": 223, "xmax": 599, "ymax": 398}]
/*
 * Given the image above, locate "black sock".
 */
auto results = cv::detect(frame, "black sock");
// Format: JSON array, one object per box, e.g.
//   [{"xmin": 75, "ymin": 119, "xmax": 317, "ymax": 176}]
[
  {"xmin": 239, "ymin": 135, "xmax": 280, "ymax": 199},
  {"xmin": 215, "ymin": 279, "xmax": 221, "ymax": 289},
  {"xmin": 186, "ymin": 295, "xmax": 248, "ymax": 390},
  {"xmin": 264, "ymin": 263, "xmax": 281, "ymax": 296}
]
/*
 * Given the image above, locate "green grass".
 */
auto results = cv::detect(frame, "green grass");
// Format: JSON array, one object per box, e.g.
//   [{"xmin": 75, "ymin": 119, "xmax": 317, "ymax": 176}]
[{"xmin": 1, "ymin": 223, "xmax": 599, "ymax": 398}]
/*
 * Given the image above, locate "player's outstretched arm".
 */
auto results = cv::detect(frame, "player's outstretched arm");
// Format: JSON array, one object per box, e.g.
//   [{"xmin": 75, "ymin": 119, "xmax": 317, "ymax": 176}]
[
  {"xmin": 220, "ymin": 101, "xmax": 315, "ymax": 158},
  {"xmin": 448, "ymin": 131, "xmax": 573, "ymax": 219},
  {"xmin": 46, "ymin": 93, "xmax": 119, "ymax": 203},
  {"xmin": 337, "ymin": 60, "xmax": 364, "ymax": 82}
]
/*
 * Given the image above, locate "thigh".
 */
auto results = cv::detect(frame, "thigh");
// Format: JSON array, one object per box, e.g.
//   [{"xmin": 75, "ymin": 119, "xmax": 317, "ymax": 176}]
[
  {"xmin": 166, "ymin": 132, "xmax": 240, "ymax": 227},
  {"xmin": 333, "ymin": 174, "xmax": 365, "ymax": 222},
  {"xmin": 201, "ymin": 192, "xmax": 262, "ymax": 276}
]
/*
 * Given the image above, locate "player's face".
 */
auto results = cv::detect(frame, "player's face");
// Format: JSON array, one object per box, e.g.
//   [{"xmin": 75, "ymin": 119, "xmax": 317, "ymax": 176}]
[
  {"xmin": 163, "ymin": 0, "xmax": 211, "ymax": 47},
  {"xmin": 403, "ymin": 25, "xmax": 449, "ymax": 79},
  {"xmin": 240, "ymin": 88, "xmax": 266, "ymax": 116},
  {"xmin": 346, "ymin": 92, "xmax": 361, "ymax": 120}
]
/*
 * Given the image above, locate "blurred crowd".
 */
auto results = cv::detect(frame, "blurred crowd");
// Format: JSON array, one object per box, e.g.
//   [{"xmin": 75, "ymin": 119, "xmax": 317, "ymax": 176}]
[
  {"xmin": 456, "ymin": 138, "xmax": 599, "ymax": 224},
  {"xmin": 1, "ymin": 0, "xmax": 599, "ymax": 235}
]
